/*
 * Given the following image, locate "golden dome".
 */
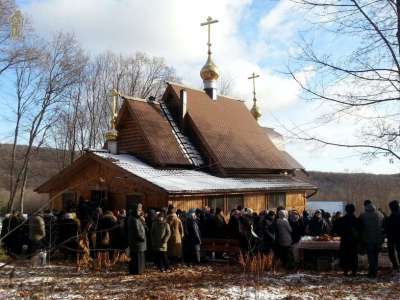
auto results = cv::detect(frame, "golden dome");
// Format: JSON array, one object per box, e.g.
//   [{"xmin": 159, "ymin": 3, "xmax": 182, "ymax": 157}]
[
  {"xmin": 200, "ymin": 55, "xmax": 220, "ymax": 81},
  {"xmin": 250, "ymin": 102, "xmax": 262, "ymax": 121},
  {"xmin": 105, "ymin": 129, "xmax": 118, "ymax": 141}
]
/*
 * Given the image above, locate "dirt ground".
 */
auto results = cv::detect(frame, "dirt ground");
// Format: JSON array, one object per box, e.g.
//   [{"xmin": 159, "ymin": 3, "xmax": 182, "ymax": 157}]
[{"xmin": 1, "ymin": 258, "xmax": 400, "ymax": 300}]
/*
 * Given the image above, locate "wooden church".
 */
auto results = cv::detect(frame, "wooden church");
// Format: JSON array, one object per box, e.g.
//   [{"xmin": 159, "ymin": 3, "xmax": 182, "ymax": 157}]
[{"xmin": 35, "ymin": 17, "xmax": 317, "ymax": 214}]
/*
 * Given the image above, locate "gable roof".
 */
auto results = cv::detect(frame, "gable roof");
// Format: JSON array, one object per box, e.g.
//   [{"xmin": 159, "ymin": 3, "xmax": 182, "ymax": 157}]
[
  {"xmin": 116, "ymin": 97, "xmax": 192, "ymax": 167},
  {"xmin": 166, "ymin": 83, "xmax": 296, "ymax": 175}
]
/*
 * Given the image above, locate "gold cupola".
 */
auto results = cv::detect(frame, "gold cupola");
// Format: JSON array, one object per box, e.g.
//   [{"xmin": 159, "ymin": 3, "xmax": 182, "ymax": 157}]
[
  {"xmin": 248, "ymin": 72, "xmax": 261, "ymax": 121},
  {"xmin": 200, "ymin": 16, "xmax": 219, "ymax": 100},
  {"xmin": 200, "ymin": 54, "xmax": 220, "ymax": 81},
  {"xmin": 250, "ymin": 102, "xmax": 262, "ymax": 121}
]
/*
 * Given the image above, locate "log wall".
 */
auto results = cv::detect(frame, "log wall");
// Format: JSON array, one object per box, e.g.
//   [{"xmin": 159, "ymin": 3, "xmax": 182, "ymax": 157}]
[{"xmin": 48, "ymin": 159, "xmax": 167, "ymax": 211}]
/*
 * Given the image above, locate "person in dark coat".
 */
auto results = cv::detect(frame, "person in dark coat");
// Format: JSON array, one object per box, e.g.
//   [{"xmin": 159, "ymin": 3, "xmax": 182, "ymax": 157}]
[
  {"xmin": 359, "ymin": 200, "xmax": 384, "ymax": 278},
  {"xmin": 302, "ymin": 210, "xmax": 311, "ymax": 228},
  {"xmin": 1, "ymin": 213, "xmax": 25, "ymax": 256},
  {"xmin": 289, "ymin": 210, "xmax": 305, "ymax": 244},
  {"xmin": 289, "ymin": 210, "xmax": 305, "ymax": 264},
  {"xmin": 228, "ymin": 209, "xmax": 241, "ymax": 240},
  {"xmin": 145, "ymin": 209, "xmax": 157, "ymax": 261},
  {"xmin": 213, "ymin": 208, "xmax": 227, "ymax": 239},
  {"xmin": 184, "ymin": 209, "xmax": 201, "ymax": 264},
  {"xmin": 335, "ymin": 204, "xmax": 361, "ymax": 276},
  {"xmin": 257, "ymin": 210, "xmax": 276, "ymax": 255},
  {"xmin": 276, "ymin": 210, "xmax": 293, "ymax": 268},
  {"xmin": 113, "ymin": 210, "xmax": 128, "ymax": 255},
  {"xmin": 384, "ymin": 200, "xmax": 400, "ymax": 271},
  {"xmin": 43, "ymin": 211, "xmax": 57, "ymax": 253},
  {"xmin": 239, "ymin": 208, "xmax": 259, "ymax": 255},
  {"xmin": 151, "ymin": 211, "xmax": 171, "ymax": 271},
  {"xmin": 96, "ymin": 210, "xmax": 117, "ymax": 264},
  {"xmin": 57, "ymin": 213, "xmax": 80, "ymax": 259},
  {"xmin": 306, "ymin": 210, "xmax": 329, "ymax": 236},
  {"xmin": 77, "ymin": 197, "xmax": 92, "ymax": 230},
  {"xmin": 127, "ymin": 203, "xmax": 147, "ymax": 275}
]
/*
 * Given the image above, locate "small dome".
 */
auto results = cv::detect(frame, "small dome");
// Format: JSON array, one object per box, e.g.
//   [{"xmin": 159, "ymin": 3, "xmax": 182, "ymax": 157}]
[
  {"xmin": 200, "ymin": 55, "xmax": 220, "ymax": 81},
  {"xmin": 105, "ymin": 129, "xmax": 118, "ymax": 141},
  {"xmin": 250, "ymin": 102, "xmax": 262, "ymax": 121}
]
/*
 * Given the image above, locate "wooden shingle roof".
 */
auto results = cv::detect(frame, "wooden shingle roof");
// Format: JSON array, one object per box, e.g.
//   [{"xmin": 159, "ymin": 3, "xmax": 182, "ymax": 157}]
[
  {"xmin": 117, "ymin": 98, "xmax": 192, "ymax": 167},
  {"xmin": 166, "ymin": 83, "xmax": 296, "ymax": 175}
]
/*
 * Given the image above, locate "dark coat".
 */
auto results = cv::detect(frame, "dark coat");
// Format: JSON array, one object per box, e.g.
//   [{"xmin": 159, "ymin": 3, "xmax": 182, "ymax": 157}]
[
  {"xmin": 97, "ymin": 213, "xmax": 117, "ymax": 249},
  {"xmin": 384, "ymin": 211, "xmax": 400, "ymax": 243},
  {"xmin": 289, "ymin": 219, "xmax": 305, "ymax": 244},
  {"xmin": 186, "ymin": 218, "xmax": 201, "ymax": 248},
  {"xmin": 307, "ymin": 217, "xmax": 329, "ymax": 236},
  {"xmin": 228, "ymin": 215, "xmax": 240, "ymax": 239},
  {"xmin": 113, "ymin": 217, "xmax": 128, "ymax": 250},
  {"xmin": 238, "ymin": 215, "xmax": 257, "ymax": 252},
  {"xmin": 336, "ymin": 214, "xmax": 361, "ymax": 245},
  {"xmin": 1, "ymin": 215, "xmax": 26, "ymax": 255},
  {"xmin": 359, "ymin": 204, "xmax": 384, "ymax": 244},
  {"xmin": 213, "ymin": 214, "xmax": 227, "ymax": 238},
  {"xmin": 335, "ymin": 214, "xmax": 361, "ymax": 269},
  {"xmin": 57, "ymin": 217, "xmax": 80, "ymax": 254},
  {"xmin": 258, "ymin": 215, "xmax": 276, "ymax": 253},
  {"xmin": 128, "ymin": 215, "xmax": 147, "ymax": 252}
]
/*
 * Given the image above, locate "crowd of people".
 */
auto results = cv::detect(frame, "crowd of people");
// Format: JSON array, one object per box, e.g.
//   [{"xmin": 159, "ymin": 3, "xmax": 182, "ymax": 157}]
[{"xmin": 1, "ymin": 198, "xmax": 400, "ymax": 279}]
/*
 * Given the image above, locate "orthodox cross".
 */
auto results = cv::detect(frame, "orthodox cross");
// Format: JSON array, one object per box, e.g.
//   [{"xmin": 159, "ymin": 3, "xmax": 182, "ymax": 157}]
[
  {"xmin": 110, "ymin": 89, "xmax": 119, "ymax": 130},
  {"xmin": 248, "ymin": 72, "xmax": 260, "ymax": 102},
  {"xmin": 200, "ymin": 16, "xmax": 219, "ymax": 55}
]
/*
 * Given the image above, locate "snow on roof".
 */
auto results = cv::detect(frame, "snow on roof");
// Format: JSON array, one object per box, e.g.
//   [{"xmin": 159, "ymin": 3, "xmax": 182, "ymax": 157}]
[{"xmin": 92, "ymin": 151, "xmax": 316, "ymax": 194}]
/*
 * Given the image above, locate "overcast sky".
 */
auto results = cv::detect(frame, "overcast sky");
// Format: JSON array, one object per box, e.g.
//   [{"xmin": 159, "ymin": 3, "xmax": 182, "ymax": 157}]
[{"xmin": 6, "ymin": 0, "xmax": 400, "ymax": 175}]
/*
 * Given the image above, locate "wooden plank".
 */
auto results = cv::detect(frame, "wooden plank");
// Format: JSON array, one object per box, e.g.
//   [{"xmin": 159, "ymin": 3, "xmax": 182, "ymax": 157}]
[{"xmin": 244, "ymin": 193, "xmax": 266, "ymax": 213}]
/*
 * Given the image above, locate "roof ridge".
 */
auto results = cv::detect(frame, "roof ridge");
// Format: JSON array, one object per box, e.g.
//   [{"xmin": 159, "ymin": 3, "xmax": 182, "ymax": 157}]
[
  {"xmin": 121, "ymin": 95, "xmax": 159, "ymax": 104},
  {"xmin": 166, "ymin": 81, "xmax": 244, "ymax": 102}
]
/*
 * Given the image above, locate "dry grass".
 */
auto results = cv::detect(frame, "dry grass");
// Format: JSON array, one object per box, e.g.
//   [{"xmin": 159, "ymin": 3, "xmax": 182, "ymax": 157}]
[{"xmin": 1, "ymin": 260, "xmax": 400, "ymax": 299}]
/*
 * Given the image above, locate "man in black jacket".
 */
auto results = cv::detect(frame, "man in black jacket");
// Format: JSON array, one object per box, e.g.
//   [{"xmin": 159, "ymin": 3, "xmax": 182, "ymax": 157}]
[
  {"xmin": 127, "ymin": 203, "xmax": 147, "ymax": 275},
  {"xmin": 384, "ymin": 200, "xmax": 400, "ymax": 272},
  {"xmin": 335, "ymin": 204, "xmax": 361, "ymax": 276}
]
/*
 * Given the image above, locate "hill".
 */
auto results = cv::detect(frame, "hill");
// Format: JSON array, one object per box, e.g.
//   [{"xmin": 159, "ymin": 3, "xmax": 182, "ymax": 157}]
[
  {"xmin": 304, "ymin": 171, "xmax": 400, "ymax": 213},
  {"xmin": 0, "ymin": 144, "xmax": 399, "ymax": 213}
]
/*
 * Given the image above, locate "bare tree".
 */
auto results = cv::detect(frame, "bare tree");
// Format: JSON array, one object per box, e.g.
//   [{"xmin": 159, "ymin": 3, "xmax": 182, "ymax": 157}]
[
  {"xmin": 8, "ymin": 32, "xmax": 87, "ymax": 212},
  {"xmin": 289, "ymin": 0, "xmax": 400, "ymax": 163},
  {"xmin": 50, "ymin": 51, "xmax": 179, "ymax": 164},
  {"xmin": 0, "ymin": 0, "xmax": 38, "ymax": 77},
  {"xmin": 218, "ymin": 74, "xmax": 234, "ymax": 96}
]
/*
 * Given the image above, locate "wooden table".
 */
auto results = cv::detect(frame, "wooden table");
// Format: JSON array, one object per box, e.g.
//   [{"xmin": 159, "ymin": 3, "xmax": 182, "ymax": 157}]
[{"xmin": 298, "ymin": 238, "xmax": 340, "ymax": 269}]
